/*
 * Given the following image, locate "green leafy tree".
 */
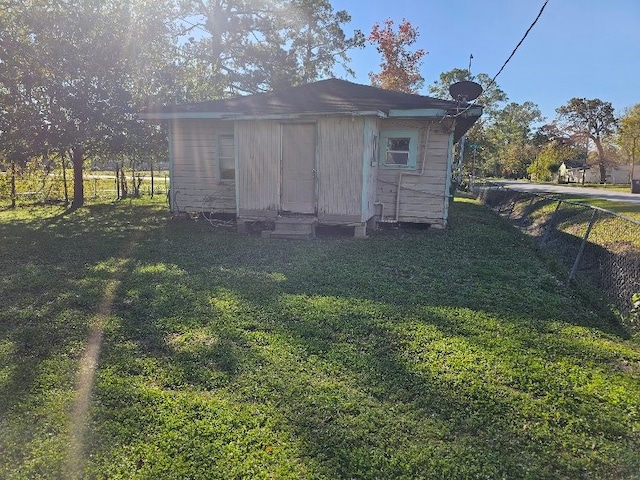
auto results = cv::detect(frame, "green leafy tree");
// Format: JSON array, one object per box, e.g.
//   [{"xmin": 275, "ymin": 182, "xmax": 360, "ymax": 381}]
[
  {"xmin": 527, "ymin": 139, "xmax": 576, "ymax": 182},
  {"xmin": 485, "ymin": 101, "xmax": 544, "ymax": 177},
  {"xmin": 177, "ymin": 0, "xmax": 365, "ymax": 98},
  {"xmin": 0, "ymin": 2, "xmax": 51, "ymax": 206},
  {"xmin": 428, "ymin": 68, "xmax": 507, "ymax": 117},
  {"xmin": 556, "ymin": 98, "xmax": 618, "ymax": 183},
  {"xmin": 368, "ymin": 18, "xmax": 426, "ymax": 93},
  {"xmin": 428, "ymin": 69, "xmax": 510, "ymax": 177},
  {"xmin": 0, "ymin": 0, "xmax": 176, "ymax": 208},
  {"xmin": 618, "ymin": 104, "xmax": 640, "ymax": 181}
]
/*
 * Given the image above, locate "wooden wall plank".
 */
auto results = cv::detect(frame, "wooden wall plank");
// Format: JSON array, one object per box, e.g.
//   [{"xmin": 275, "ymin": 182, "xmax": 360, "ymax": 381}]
[
  {"xmin": 236, "ymin": 120, "xmax": 280, "ymax": 211},
  {"xmin": 374, "ymin": 122, "xmax": 451, "ymax": 223},
  {"xmin": 169, "ymin": 119, "xmax": 236, "ymax": 214},
  {"xmin": 317, "ymin": 117, "xmax": 364, "ymax": 217}
]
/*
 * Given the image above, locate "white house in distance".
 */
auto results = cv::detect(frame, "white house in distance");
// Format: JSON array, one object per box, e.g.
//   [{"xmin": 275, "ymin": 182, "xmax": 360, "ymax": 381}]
[
  {"xmin": 558, "ymin": 160, "xmax": 633, "ymax": 185},
  {"xmin": 141, "ymin": 79, "xmax": 482, "ymax": 238}
]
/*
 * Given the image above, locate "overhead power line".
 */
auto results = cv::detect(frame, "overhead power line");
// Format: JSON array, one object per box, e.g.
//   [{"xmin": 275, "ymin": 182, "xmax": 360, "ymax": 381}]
[
  {"xmin": 487, "ymin": 0, "xmax": 550, "ymax": 90},
  {"xmin": 454, "ymin": 0, "xmax": 550, "ymax": 118}
]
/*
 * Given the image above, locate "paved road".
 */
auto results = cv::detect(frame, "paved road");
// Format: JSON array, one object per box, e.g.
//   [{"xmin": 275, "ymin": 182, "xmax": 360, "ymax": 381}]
[{"xmin": 492, "ymin": 180, "xmax": 640, "ymax": 206}]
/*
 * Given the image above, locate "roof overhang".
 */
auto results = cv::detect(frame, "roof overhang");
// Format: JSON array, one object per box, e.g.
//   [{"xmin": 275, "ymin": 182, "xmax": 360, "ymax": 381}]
[
  {"xmin": 140, "ymin": 104, "xmax": 483, "ymax": 143},
  {"xmin": 139, "ymin": 110, "xmax": 388, "ymax": 121},
  {"xmin": 389, "ymin": 108, "xmax": 449, "ymax": 117}
]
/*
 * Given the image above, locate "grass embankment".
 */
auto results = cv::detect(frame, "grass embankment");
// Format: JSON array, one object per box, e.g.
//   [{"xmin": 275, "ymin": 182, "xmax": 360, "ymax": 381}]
[
  {"xmin": 0, "ymin": 198, "xmax": 639, "ymax": 479},
  {"xmin": 561, "ymin": 196, "xmax": 640, "ymax": 222},
  {"xmin": 508, "ymin": 194, "xmax": 640, "ymax": 247}
]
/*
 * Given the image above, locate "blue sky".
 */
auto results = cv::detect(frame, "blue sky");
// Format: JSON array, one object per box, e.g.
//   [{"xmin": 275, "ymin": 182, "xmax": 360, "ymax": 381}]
[{"xmin": 330, "ymin": 0, "xmax": 640, "ymax": 122}]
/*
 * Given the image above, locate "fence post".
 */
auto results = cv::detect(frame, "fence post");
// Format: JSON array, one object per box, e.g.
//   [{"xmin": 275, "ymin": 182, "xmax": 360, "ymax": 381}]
[
  {"xmin": 567, "ymin": 209, "xmax": 598, "ymax": 284},
  {"xmin": 519, "ymin": 195, "xmax": 536, "ymax": 226},
  {"xmin": 498, "ymin": 188, "xmax": 510, "ymax": 213},
  {"xmin": 540, "ymin": 200, "xmax": 563, "ymax": 247},
  {"xmin": 506, "ymin": 193, "xmax": 520, "ymax": 219}
]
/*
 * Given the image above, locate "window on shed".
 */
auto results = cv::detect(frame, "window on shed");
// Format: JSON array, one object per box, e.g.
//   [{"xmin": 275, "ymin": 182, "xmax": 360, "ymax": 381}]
[
  {"xmin": 217, "ymin": 134, "xmax": 235, "ymax": 181},
  {"xmin": 379, "ymin": 129, "xmax": 418, "ymax": 169}
]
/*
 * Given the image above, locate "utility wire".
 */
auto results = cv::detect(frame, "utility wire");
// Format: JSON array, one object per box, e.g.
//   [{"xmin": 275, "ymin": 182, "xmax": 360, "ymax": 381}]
[
  {"xmin": 486, "ymin": 0, "xmax": 549, "ymax": 93},
  {"xmin": 454, "ymin": 0, "xmax": 550, "ymax": 118}
]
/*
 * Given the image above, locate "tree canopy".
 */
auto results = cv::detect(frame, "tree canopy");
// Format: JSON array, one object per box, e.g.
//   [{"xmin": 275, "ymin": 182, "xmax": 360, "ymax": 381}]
[
  {"xmin": 428, "ymin": 68, "xmax": 508, "ymax": 118},
  {"xmin": 0, "ymin": 0, "xmax": 180, "ymax": 207},
  {"xmin": 485, "ymin": 101, "xmax": 544, "ymax": 177},
  {"xmin": 617, "ymin": 104, "xmax": 640, "ymax": 181},
  {"xmin": 0, "ymin": 0, "xmax": 366, "ymax": 207},
  {"xmin": 368, "ymin": 18, "xmax": 426, "ymax": 93},
  {"xmin": 556, "ymin": 98, "xmax": 618, "ymax": 183},
  {"xmin": 178, "ymin": 0, "xmax": 365, "ymax": 98}
]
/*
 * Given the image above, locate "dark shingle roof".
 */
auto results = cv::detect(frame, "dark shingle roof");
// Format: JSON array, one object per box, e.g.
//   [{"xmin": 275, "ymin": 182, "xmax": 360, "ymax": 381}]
[
  {"xmin": 142, "ymin": 79, "xmax": 482, "ymax": 141},
  {"xmin": 563, "ymin": 158, "xmax": 589, "ymax": 169},
  {"xmin": 146, "ymin": 78, "xmax": 473, "ymax": 116}
]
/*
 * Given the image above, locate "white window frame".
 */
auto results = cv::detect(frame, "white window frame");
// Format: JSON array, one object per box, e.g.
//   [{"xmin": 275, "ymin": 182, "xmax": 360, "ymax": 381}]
[
  {"xmin": 217, "ymin": 133, "xmax": 235, "ymax": 182},
  {"xmin": 379, "ymin": 129, "xmax": 419, "ymax": 170}
]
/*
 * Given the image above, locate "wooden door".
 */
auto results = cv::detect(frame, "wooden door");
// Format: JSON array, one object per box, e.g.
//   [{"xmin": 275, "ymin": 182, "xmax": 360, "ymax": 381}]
[{"xmin": 281, "ymin": 123, "xmax": 316, "ymax": 213}]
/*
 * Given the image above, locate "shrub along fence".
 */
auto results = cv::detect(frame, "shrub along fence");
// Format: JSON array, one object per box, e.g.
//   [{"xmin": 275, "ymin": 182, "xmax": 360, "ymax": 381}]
[
  {"xmin": 0, "ymin": 170, "xmax": 169, "ymax": 207},
  {"xmin": 473, "ymin": 183, "xmax": 640, "ymax": 331}
]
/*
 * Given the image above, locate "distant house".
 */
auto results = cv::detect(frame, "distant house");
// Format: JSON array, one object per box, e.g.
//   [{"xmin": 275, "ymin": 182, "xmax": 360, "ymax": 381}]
[
  {"xmin": 559, "ymin": 160, "xmax": 632, "ymax": 184},
  {"xmin": 558, "ymin": 159, "xmax": 589, "ymax": 183},
  {"xmin": 141, "ymin": 79, "xmax": 482, "ymax": 237}
]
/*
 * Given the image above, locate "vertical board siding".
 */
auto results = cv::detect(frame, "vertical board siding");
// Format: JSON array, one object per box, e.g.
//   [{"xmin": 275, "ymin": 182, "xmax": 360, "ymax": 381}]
[
  {"xmin": 168, "ymin": 115, "xmax": 453, "ymax": 225},
  {"xmin": 170, "ymin": 119, "xmax": 236, "ymax": 213},
  {"xmin": 375, "ymin": 119, "xmax": 451, "ymax": 223},
  {"xmin": 362, "ymin": 117, "xmax": 379, "ymax": 220},
  {"xmin": 236, "ymin": 120, "xmax": 280, "ymax": 212},
  {"xmin": 317, "ymin": 117, "xmax": 364, "ymax": 217},
  {"xmin": 281, "ymin": 123, "xmax": 316, "ymax": 213}
]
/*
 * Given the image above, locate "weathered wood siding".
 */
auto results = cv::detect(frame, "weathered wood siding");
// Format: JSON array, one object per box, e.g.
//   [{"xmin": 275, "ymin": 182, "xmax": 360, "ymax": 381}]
[
  {"xmin": 169, "ymin": 119, "xmax": 236, "ymax": 214},
  {"xmin": 236, "ymin": 120, "xmax": 280, "ymax": 215},
  {"xmin": 317, "ymin": 117, "xmax": 365, "ymax": 220},
  {"xmin": 362, "ymin": 117, "xmax": 379, "ymax": 221},
  {"xmin": 375, "ymin": 119, "xmax": 452, "ymax": 225},
  {"xmin": 168, "ymin": 115, "xmax": 453, "ymax": 226}
]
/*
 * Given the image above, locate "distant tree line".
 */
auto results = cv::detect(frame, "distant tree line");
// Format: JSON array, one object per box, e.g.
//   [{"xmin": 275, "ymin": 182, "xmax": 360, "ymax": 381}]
[{"xmin": 428, "ymin": 68, "xmax": 639, "ymax": 185}]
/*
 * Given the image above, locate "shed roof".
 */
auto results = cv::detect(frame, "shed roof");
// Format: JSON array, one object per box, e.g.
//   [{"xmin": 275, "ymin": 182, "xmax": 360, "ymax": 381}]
[
  {"xmin": 562, "ymin": 158, "xmax": 589, "ymax": 169},
  {"xmin": 142, "ymin": 78, "xmax": 483, "ymax": 141}
]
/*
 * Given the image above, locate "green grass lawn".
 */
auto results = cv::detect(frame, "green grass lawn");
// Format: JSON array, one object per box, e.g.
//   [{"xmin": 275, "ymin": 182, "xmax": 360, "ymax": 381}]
[
  {"xmin": 1, "ymin": 198, "xmax": 639, "ymax": 479},
  {"xmin": 560, "ymin": 183, "xmax": 633, "ymax": 192},
  {"xmin": 560, "ymin": 196, "xmax": 640, "ymax": 221}
]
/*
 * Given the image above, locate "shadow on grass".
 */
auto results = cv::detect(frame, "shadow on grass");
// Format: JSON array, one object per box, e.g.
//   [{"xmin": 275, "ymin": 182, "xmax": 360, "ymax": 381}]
[
  {"xmin": 3, "ymin": 199, "xmax": 638, "ymax": 478},
  {"xmin": 488, "ymin": 190, "xmax": 640, "ymax": 325},
  {"xmin": 0, "ymin": 202, "xmax": 168, "ymax": 417},
  {"xmin": 80, "ymin": 200, "xmax": 639, "ymax": 477}
]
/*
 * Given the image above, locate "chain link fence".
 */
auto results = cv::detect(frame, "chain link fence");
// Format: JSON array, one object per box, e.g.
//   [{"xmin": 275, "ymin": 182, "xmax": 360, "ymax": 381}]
[
  {"xmin": 0, "ymin": 171, "xmax": 169, "ymax": 207},
  {"xmin": 473, "ymin": 183, "xmax": 640, "ymax": 331}
]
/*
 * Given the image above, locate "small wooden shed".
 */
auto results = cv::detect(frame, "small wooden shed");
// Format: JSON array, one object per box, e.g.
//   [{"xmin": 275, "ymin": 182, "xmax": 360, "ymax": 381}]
[{"xmin": 142, "ymin": 79, "xmax": 482, "ymax": 237}]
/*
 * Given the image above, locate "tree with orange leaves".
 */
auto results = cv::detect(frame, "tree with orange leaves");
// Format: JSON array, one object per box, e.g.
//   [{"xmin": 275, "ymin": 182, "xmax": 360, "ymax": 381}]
[{"xmin": 368, "ymin": 18, "xmax": 427, "ymax": 94}]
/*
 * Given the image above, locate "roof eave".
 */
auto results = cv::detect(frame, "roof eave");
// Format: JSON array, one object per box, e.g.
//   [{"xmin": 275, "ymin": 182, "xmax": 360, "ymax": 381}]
[
  {"xmin": 140, "ymin": 110, "xmax": 388, "ymax": 121},
  {"xmin": 388, "ymin": 108, "xmax": 449, "ymax": 117}
]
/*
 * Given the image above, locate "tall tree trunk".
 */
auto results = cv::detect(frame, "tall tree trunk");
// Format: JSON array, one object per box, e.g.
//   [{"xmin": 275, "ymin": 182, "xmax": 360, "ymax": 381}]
[
  {"xmin": 71, "ymin": 146, "xmax": 84, "ymax": 209},
  {"xmin": 593, "ymin": 136, "xmax": 608, "ymax": 183},
  {"xmin": 10, "ymin": 161, "xmax": 16, "ymax": 209},
  {"xmin": 598, "ymin": 163, "xmax": 607, "ymax": 184},
  {"xmin": 150, "ymin": 160, "xmax": 154, "ymax": 199},
  {"xmin": 61, "ymin": 149, "xmax": 69, "ymax": 206},
  {"xmin": 631, "ymin": 138, "xmax": 637, "ymax": 183},
  {"xmin": 116, "ymin": 165, "xmax": 121, "ymax": 199}
]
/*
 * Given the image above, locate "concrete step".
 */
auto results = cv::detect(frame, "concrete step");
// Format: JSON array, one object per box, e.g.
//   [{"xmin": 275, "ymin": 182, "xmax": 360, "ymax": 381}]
[
  {"xmin": 273, "ymin": 222, "xmax": 315, "ymax": 233},
  {"xmin": 274, "ymin": 217, "xmax": 317, "ymax": 230},
  {"xmin": 262, "ymin": 229, "xmax": 315, "ymax": 240}
]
